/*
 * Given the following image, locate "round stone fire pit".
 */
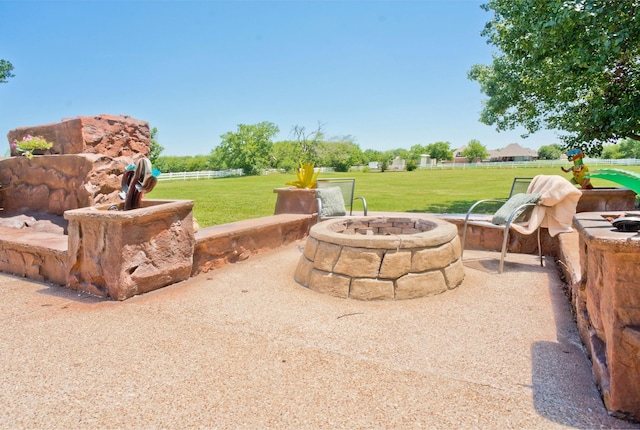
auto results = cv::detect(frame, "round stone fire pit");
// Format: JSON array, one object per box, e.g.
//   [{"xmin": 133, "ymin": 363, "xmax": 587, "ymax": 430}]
[{"xmin": 294, "ymin": 215, "xmax": 465, "ymax": 300}]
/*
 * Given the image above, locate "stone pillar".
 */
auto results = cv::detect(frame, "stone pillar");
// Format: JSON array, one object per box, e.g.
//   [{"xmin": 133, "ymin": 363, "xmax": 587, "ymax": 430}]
[
  {"xmin": 64, "ymin": 200, "xmax": 195, "ymax": 300},
  {"xmin": 573, "ymin": 212, "xmax": 640, "ymax": 420}
]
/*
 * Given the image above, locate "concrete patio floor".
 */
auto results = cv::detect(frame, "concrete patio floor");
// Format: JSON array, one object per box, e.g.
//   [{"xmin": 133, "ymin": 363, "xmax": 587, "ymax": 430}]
[{"xmin": 1, "ymin": 242, "xmax": 638, "ymax": 429}]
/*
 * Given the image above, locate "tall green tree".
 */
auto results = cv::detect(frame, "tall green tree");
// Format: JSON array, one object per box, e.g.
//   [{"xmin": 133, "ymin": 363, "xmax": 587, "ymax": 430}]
[
  {"xmin": 0, "ymin": 59, "xmax": 14, "ymax": 83},
  {"xmin": 468, "ymin": 1, "xmax": 640, "ymax": 156},
  {"xmin": 601, "ymin": 144, "xmax": 624, "ymax": 159},
  {"xmin": 424, "ymin": 141, "xmax": 453, "ymax": 163},
  {"xmin": 317, "ymin": 137, "xmax": 363, "ymax": 172},
  {"xmin": 616, "ymin": 138, "xmax": 640, "ymax": 159},
  {"xmin": 461, "ymin": 139, "xmax": 488, "ymax": 163},
  {"xmin": 215, "ymin": 122, "xmax": 279, "ymax": 175},
  {"xmin": 148, "ymin": 127, "xmax": 165, "ymax": 165},
  {"xmin": 537, "ymin": 144, "xmax": 563, "ymax": 160},
  {"xmin": 271, "ymin": 140, "xmax": 302, "ymax": 171}
]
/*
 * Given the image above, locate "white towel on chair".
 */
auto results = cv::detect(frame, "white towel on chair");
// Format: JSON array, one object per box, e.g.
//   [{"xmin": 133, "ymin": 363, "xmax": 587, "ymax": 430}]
[{"xmin": 510, "ymin": 175, "xmax": 582, "ymax": 237}]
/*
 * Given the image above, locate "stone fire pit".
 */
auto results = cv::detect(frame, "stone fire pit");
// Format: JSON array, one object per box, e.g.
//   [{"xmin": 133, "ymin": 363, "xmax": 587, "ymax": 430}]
[{"xmin": 295, "ymin": 215, "xmax": 464, "ymax": 300}]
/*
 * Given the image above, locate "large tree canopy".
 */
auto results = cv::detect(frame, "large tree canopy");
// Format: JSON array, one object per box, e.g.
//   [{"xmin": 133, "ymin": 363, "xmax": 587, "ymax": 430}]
[
  {"xmin": 214, "ymin": 121, "xmax": 279, "ymax": 175},
  {"xmin": 468, "ymin": 1, "xmax": 640, "ymax": 155},
  {"xmin": 0, "ymin": 59, "xmax": 14, "ymax": 83}
]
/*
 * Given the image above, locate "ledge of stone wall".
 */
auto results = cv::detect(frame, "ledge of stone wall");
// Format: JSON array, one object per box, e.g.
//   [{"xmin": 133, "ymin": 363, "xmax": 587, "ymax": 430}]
[
  {"xmin": 192, "ymin": 213, "xmax": 316, "ymax": 276},
  {"xmin": 0, "ymin": 226, "xmax": 68, "ymax": 285}
]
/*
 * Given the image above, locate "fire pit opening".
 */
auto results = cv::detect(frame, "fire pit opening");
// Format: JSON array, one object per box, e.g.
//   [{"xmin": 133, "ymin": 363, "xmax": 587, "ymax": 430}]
[{"xmin": 294, "ymin": 216, "xmax": 465, "ymax": 300}]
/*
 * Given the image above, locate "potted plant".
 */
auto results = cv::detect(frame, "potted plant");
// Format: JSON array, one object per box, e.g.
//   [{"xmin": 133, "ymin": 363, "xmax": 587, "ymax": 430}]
[
  {"xmin": 274, "ymin": 162, "xmax": 320, "ymax": 214},
  {"xmin": 11, "ymin": 135, "xmax": 53, "ymax": 159}
]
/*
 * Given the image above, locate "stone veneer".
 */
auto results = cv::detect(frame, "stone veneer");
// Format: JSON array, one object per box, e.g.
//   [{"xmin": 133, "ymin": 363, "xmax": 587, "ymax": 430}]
[
  {"xmin": 572, "ymin": 212, "xmax": 640, "ymax": 420},
  {"xmin": 2, "ymin": 114, "xmax": 151, "ymax": 215},
  {"xmin": 295, "ymin": 216, "xmax": 464, "ymax": 300},
  {"xmin": 64, "ymin": 200, "xmax": 195, "ymax": 300}
]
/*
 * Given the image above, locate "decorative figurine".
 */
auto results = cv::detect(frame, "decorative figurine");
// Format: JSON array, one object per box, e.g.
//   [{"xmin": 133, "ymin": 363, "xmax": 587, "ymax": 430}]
[
  {"xmin": 561, "ymin": 149, "xmax": 593, "ymax": 189},
  {"xmin": 120, "ymin": 157, "xmax": 161, "ymax": 210}
]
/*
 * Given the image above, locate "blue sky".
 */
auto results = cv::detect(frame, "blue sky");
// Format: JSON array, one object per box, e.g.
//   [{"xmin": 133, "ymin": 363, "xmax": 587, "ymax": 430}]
[{"xmin": 1, "ymin": 0, "xmax": 560, "ymax": 156}]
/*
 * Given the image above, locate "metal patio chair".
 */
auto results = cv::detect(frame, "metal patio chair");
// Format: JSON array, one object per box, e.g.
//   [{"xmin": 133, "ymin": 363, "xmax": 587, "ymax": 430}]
[
  {"xmin": 316, "ymin": 178, "xmax": 367, "ymax": 221},
  {"xmin": 461, "ymin": 177, "xmax": 542, "ymax": 273}
]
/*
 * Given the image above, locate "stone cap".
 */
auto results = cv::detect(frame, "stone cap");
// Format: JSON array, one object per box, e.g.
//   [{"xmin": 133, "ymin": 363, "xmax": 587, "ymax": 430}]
[
  {"xmin": 573, "ymin": 211, "xmax": 640, "ymax": 251},
  {"xmin": 310, "ymin": 215, "xmax": 458, "ymax": 250}
]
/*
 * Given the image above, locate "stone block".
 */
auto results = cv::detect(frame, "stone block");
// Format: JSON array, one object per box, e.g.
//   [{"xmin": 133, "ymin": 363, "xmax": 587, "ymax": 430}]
[
  {"xmin": 333, "ymin": 246, "xmax": 382, "ymax": 277},
  {"xmin": 379, "ymin": 250, "xmax": 412, "ymax": 279},
  {"xmin": 302, "ymin": 236, "xmax": 319, "ymax": 261},
  {"xmin": 350, "ymin": 278, "xmax": 394, "ymax": 300},
  {"xmin": 294, "ymin": 256, "xmax": 314, "ymax": 287},
  {"xmin": 314, "ymin": 241, "xmax": 342, "ymax": 272},
  {"xmin": 308, "ymin": 270, "xmax": 350, "ymax": 298},
  {"xmin": 396, "ymin": 271, "xmax": 447, "ymax": 300},
  {"xmin": 443, "ymin": 259, "xmax": 465, "ymax": 289},
  {"xmin": 412, "ymin": 243, "xmax": 454, "ymax": 272}
]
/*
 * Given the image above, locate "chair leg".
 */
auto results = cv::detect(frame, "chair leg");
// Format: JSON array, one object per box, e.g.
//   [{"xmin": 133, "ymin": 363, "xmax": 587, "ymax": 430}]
[
  {"xmin": 537, "ymin": 227, "xmax": 543, "ymax": 266},
  {"xmin": 461, "ymin": 217, "xmax": 470, "ymax": 259},
  {"xmin": 499, "ymin": 227, "xmax": 509, "ymax": 274}
]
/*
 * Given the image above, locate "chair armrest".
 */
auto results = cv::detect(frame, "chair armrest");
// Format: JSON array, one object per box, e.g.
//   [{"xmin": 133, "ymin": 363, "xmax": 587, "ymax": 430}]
[
  {"xmin": 464, "ymin": 199, "xmax": 507, "ymax": 223},
  {"xmin": 354, "ymin": 196, "xmax": 367, "ymax": 216}
]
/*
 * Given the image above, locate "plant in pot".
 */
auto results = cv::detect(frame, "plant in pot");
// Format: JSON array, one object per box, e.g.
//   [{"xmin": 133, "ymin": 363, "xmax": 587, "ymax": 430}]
[
  {"xmin": 274, "ymin": 162, "xmax": 320, "ymax": 214},
  {"xmin": 11, "ymin": 135, "xmax": 53, "ymax": 159}
]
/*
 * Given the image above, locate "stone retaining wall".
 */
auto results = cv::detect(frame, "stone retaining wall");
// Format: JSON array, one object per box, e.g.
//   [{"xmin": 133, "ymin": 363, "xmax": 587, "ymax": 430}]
[
  {"xmin": 572, "ymin": 212, "xmax": 640, "ymax": 420},
  {"xmin": 0, "ymin": 154, "xmax": 130, "ymax": 215}
]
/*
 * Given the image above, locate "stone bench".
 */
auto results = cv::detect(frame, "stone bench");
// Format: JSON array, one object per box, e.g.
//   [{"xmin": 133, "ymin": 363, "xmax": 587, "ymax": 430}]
[
  {"xmin": 192, "ymin": 213, "xmax": 315, "ymax": 276},
  {"xmin": 0, "ymin": 226, "xmax": 68, "ymax": 285},
  {"xmin": 0, "ymin": 212, "xmax": 315, "ymax": 298}
]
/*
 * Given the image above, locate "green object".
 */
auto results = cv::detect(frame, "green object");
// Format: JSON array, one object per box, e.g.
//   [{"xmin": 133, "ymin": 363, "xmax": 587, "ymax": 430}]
[
  {"xmin": 316, "ymin": 187, "xmax": 347, "ymax": 217},
  {"xmin": 588, "ymin": 169, "xmax": 640, "ymax": 195},
  {"xmin": 492, "ymin": 193, "xmax": 541, "ymax": 225}
]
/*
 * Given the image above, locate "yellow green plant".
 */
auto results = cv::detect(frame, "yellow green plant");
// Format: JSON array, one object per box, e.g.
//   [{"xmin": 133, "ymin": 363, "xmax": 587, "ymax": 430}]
[
  {"xmin": 285, "ymin": 162, "xmax": 319, "ymax": 189},
  {"xmin": 12, "ymin": 135, "xmax": 53, "ymax": 159}
]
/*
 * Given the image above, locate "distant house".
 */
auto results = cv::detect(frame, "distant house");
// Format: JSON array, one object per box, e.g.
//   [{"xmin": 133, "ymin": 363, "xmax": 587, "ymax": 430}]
[
  {"xmin": 452, "ymin": 146, "xmax": 472, "ymax": 163},
  {"xmin": 489, "ymin": 143, "xmax": 538, "ymax": 162},
  {"xmin": 450, "ymin": 142, "xmax": 538, "ymax": 163}
]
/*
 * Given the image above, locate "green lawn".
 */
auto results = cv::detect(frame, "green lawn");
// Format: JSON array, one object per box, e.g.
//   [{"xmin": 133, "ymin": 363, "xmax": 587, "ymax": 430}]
[{"xmin": 150, "ymin": 166, "xmax": 640, "ymax": 227}]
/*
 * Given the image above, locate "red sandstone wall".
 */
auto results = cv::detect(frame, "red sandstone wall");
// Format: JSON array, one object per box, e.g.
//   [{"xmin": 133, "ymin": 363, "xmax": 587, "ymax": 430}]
[
  {"xmin": 0, "ymin": 154, "xmax": 130, "ymax": 215},
  {"xmin": 6, "ymin": 114, "xmax": 150, "ymax": 157}
]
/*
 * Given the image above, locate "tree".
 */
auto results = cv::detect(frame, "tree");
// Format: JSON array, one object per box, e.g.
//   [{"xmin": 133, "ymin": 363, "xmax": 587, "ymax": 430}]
[
  {"xmin": 537, "ymin": 144, "xmax": 563, "ymax": 160},
  {"xmin": 424, "ymin": 141, "xmax": 453, "ymax": 163},
  {"xmin": 215, "ymin": 122, "xmax": 279, "ymax": 175},
  {"xmin": 601, "ymin": 144, "xmax": 624, "ymax": 159},
  {"xmin": 461, "ymin": 139, "xmax": 488, "ymax": 163},
  {"xmin": 317, "ymin": 137, "xmax": 363, "ymax": 172},
  {"xmin": 291, "ymin": 122, "xmax": 325, "ymax": 163},
  {"xmin": 148, "ymin": 127, "xmax": 164, "ymax": 165},
  {"xmin": 617, "ymin": 138, "xmax": 640, "ymax": 158},
  {"xmin": 0, "ymin": 59, "xmax": 14, "ymax": 83},
  {"xmin": 271, "ymin": 140, "xmax": 301, "ymax": 171},
  {"xmin": 468, "ymin": 1, "xmax": 640, "ymax": 156}
]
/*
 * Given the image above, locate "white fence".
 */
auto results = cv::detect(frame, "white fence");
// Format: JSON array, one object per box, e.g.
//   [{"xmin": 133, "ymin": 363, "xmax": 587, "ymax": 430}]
[
  {"xmin": 157, "ymin": 159, "xmax": 640, "ymax": 180},
  {"xmin": 416, "ymin": 158, "xmax": 640, "ymax": 170},
  {"xmin": 157, "ymin": 169, "xmax": 243, "ymax": 181}
]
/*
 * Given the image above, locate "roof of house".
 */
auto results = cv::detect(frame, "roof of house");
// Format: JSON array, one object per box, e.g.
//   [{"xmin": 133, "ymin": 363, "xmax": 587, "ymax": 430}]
[{"xmin": 492, "ymin": 143, "xmax": 538, "ymax": 158}]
